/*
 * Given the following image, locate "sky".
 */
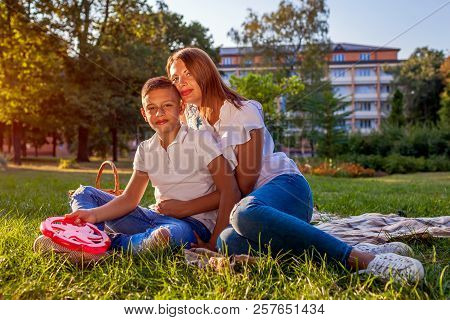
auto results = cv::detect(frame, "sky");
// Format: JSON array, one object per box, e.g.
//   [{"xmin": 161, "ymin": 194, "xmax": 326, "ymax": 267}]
[{"xmin": 161, "ymin": 0, "xmax": 450, "ymax": 59}]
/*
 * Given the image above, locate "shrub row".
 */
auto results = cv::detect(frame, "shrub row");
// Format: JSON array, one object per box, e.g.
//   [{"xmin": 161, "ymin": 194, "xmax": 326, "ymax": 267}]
[
  {"xmin": 340, "ymin": 125, "xmax": 449, "ymax": 158},
  {"xmin": 338, "ymin": 154, "xmax": 450, "ymax": 174}
]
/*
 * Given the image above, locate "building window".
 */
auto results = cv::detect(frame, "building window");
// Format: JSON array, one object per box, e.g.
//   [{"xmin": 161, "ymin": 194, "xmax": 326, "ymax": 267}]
[
  {"xmin": 333, "ymin": 85, "xmax": 350, "ymax": 96},
  {"xmin": 356, "ymin": 102, "xmax": 372, "ymax": 111},
  {"xmin": 332, "ymin": 54, "xmax": 345, "ymax": 62},
  {"xmin": 337, "ymin": 119, "xmax": 346, "ymax": 128},
  {"xmin": 358, "ymin": 119, "xmax": 372, "ymax": 128},
  {"xmin": 244, "ymin": 58, "xmax": 253, "ymax": 66},
  {"xmin": 356, "ymin": 68, "xmax": 372, "ymax": 77},
  {"xmin": 222, "ymin": 57, "xmax": 232, "ymax": 65},
  {"xmin": 355, "ymin": 85, "xmax": 376, "ymax": 94},
  {"xmin": 223, "ymin": 71, "xmax": 235, "ymax": 80},
  {"xmin": 332, "ymin": 69, "xmax": 346, "ymax": 78},
  {"xmin": 360, "ymin": 53, "xmax": 371, "ymax": 61}
]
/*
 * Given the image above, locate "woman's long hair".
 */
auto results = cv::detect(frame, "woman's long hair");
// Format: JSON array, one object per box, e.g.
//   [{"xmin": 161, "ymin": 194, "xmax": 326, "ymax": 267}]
[{"xmin": 166, "ymin": 47, "xmax": 246, "ymax": 121}]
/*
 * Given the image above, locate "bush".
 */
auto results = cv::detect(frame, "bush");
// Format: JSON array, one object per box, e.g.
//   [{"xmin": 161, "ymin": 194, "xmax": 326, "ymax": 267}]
[
  {"xmin": 334, "ymin": 163, "xmax": 375, "ymax": 178},
  {"xmin": 344, "ymin": 125, "xmax": 449, "ymax": 159},
  {"xmin": 426, "ymin": 155, "xmax": 450, "ymax": 172},
  {"xmin": 58, "ymin": 158, "xmax": 79, "ymax": 169},
  {"xmin": 384, "ymin": 154, "xmax": 427, "ymax": 174},
  {"xmin": 299, "ymin": 159, "xmax": 375, "ymax": 178}
]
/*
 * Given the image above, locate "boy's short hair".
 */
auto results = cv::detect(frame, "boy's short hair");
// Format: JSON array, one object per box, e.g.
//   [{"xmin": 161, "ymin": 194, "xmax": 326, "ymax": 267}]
[{"xmin": 141, "ymin": 76, "xmax": 181, "ymax": 100}]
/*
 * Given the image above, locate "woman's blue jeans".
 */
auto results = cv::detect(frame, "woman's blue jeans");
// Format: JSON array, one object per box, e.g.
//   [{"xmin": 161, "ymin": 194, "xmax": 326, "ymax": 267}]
[
  {"xmin": 69, "ymin": 186, "xmax": 210, "ymax": 253},
  {"xmin": 217, "ymin": 174, "xmax": 352, "ymax": 266}
]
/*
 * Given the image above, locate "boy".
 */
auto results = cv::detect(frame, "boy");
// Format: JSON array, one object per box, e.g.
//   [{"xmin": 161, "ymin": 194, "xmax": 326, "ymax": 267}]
[{"xmin": 34, "ymin": 77, "xmax": 240, "ymax": 261}]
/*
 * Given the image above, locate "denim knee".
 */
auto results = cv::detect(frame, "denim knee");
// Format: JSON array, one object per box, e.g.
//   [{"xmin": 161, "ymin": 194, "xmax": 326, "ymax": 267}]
[
  {"xmin": 217, "ymin": 226, "xmax": 252, "ymax": 255},
  {"xmin": 230, "ymin": 196, "xmax": 263, "ymax": 230},
  {"xmin": 70, "ymin": 185, "xmax": 97, "ymax": 199}
]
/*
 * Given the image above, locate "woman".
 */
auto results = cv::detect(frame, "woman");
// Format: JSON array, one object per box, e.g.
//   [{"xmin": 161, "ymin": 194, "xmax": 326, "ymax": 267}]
[{"xmin": 158, "ymin": 47, "xmax": 424, "ymax": 283}]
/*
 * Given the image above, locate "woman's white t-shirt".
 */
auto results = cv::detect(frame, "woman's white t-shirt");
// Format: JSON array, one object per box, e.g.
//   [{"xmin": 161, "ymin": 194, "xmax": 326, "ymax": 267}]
[{"xmin": 185, "ymin": 100, "xmax": 302, "ymax": 190}]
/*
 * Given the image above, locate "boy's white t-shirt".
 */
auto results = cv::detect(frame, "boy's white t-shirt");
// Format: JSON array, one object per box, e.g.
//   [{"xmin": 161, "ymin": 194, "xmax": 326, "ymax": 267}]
[
  {"xmin": 185, "ymin": 100, "xmax": 302, "ymax": 189},
  {"xmin": 133, "ymin": 125, "xmax": 222, "ymax": 232}
]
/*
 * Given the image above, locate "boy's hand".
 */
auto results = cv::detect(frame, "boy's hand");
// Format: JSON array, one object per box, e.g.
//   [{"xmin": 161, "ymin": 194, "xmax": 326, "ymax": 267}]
[
  {"xmin": 155, "ymin": 199, "xmax": 187, "ymax": 217},
  {"xmin": 190, "ymin": 231, "xmax": 217, "ymax": 252},
  {"xmin": 65, "ymin": 209, "xmax": 97, "ymax": 225}
]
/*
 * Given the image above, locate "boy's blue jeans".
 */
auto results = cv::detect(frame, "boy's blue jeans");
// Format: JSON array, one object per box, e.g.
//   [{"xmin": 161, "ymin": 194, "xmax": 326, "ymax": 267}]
[
  {"xmin": 69, "ymin": 186, "xmax": 210, "ymax": 253},
  {"xmin": 217, "ymin": 174, "xmax": 353, "ymax": 266}
]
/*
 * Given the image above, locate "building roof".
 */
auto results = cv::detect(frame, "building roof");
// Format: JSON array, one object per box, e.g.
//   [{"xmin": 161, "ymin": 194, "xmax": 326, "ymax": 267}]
[
  {"xmin": 331, "ymin": 42, "xmax": 400, "ymax": 52},
  {"xmin": 220, "ymin": 42, "xmax": 400, "ymax": 55}
]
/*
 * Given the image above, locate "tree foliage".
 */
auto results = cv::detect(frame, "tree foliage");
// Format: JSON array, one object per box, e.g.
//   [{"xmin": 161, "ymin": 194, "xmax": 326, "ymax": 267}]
[
  {"xmin": 228, "ymin": 0, "xmax": 329, "ymax": 75},
  {"xmin": 0, "ymin": 0, "xmax": 217, "ymax": 163},
  {"xmin": 230, "ymin": 72, "xmax": 304, "ymax": 148},
  {"xmin": 439, "ymin": 56, "xmax": 450, "ymax": 127},
  {"xmin": 387, "ymin": 89, "xmax": 405, "ymax": 127},
  {"xmin": 390, "ymin": 47, "xmax": 445, "ymax": 124}
]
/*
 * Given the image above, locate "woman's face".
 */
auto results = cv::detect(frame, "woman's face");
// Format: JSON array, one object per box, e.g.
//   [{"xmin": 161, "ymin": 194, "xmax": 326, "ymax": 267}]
[{"xmin": 169, "ymin": 59, "xmax": 202, "ymax": 107}]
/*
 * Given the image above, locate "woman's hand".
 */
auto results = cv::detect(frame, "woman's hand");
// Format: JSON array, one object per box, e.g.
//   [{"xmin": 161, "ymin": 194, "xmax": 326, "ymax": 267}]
[
  {"xmin": 155, "ymin": 199, "xmax": 188, "ymax": 218},
  {"xmin": 190, "ymin": 232, "xmax": 217, "ymax": 252},
  {"xmin": 65, "ymin": 209, "xmax": 97, "ymax": 225}
]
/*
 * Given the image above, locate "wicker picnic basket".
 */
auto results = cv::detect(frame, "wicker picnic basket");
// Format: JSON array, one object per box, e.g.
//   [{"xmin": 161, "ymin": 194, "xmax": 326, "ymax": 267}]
[{"xmin": 68, "ymin": 160, "xmax": 124, "ymax": 197}]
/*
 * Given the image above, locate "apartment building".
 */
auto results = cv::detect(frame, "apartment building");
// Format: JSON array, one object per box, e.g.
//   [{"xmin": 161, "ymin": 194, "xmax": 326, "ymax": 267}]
[{"xmin": 218, "ymin": 43, "xmax": 402, "ymax": 133}]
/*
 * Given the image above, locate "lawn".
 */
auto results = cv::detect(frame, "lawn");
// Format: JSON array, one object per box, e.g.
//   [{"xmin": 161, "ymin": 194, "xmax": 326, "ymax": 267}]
[{"xmin": 0, "ymin": 160, "xmax": 448, "ymax": 299}]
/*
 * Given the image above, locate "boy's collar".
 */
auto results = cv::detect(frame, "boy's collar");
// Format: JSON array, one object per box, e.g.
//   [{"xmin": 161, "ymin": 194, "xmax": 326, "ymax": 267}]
[{"xmin": 157, "ymin": 124, "xmax": 188, "ymax": 150}]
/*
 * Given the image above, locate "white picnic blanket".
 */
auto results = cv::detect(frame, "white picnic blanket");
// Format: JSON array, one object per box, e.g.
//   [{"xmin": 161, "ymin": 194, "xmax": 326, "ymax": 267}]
[{"xmin": 184, "ymin": 211, "xmax": 450, "ymax": 271}]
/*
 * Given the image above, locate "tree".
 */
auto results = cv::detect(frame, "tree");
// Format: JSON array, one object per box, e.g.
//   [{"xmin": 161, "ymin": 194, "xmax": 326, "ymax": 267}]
[
  {"xmin": 306, "ymin": 84, "xmax": 351, "ymax": 158},
  {"xmin": 228, "ymin": 0, "xmax": 329, "ymax": 75},
  {"xmin": 390, "ymin": 47, "xmax": 445, "ymax": 124},
  {"xmin": 229, "ymin": 0, "xmax": 331, "ymax": 153},
  {"xmin": 38, "ymin": 0, "xmax": 217, "ymax": 162},
  {"xmin": 94, "ymin": 1, "xmax": 217, "ymax": 161},
  {"xmin": 230, "ymin": 73, "xmax": 304, "ymax": 148},
  {"xmin": 387, "ymin": 89, "xmax": 405, "ymax": 127},
  {"xmin": 0, "ymin": 0, "xmax": 65, "ymax": 164},
  {"xmin": 439, "ymin": 56, "xmax": 450, "ymax": 127}
]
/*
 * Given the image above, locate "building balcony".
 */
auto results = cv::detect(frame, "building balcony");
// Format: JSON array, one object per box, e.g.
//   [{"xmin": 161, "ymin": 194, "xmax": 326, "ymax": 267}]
[
  {"xmin": 353, "ymin": 111, "xmax": 380, "ymax": 119},
  {"xmin": 358, "ymin": 127, "xmax": 376, "ymax": 134},
  {"xmin": 354, "ymin": 92, "xmax": 378, "ymax": 99},
  {"xmin": 380, "ymin": 92, "xmax": 389, "ymax": 100},
  {"xmin": 330, "ymin": 77, "xmax": 352, "ymax": 84},
  {"xmin": 354, "ymin": 76, "xmax": 378, "ymax": 83},
  {"xmin": 379, "ymin": 75, "xmax": 394, "ymax": 82}
]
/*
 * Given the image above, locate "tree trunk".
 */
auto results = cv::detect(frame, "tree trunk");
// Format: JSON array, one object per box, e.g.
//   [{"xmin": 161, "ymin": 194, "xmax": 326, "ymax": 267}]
[
  {"xmin": 22, "ymin": 141, "xmax": 27, "ymax": 158},
  {"xmin": 8, "ymin": 125, "xmax": 12, "ymax": 153},
  {"xmin": 76, "ymin": 126, "xmax": 90, "ymax": 162},
  {"xmin": 0, "ymin": 122, "xmax": 4, "ymax": 153},
  {"xmin": 52, "ymin": 131, "xmax": 57, "ymax": 157},
  {"xmin": 12, "ymin": 121, "xmax": 22, "ymax": 165},
  {"xmin": 111, "ymin": 127, "xmax": 118, "ymax": 162},
  {"xmin": 35, "ymin": 145, "xmax": 38, "ymax": 158}
]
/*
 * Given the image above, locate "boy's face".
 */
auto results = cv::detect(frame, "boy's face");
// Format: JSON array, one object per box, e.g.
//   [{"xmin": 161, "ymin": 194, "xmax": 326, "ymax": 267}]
[{"xmin": 141, "ymin": 88, "xmax": 182, "ymax": 136}]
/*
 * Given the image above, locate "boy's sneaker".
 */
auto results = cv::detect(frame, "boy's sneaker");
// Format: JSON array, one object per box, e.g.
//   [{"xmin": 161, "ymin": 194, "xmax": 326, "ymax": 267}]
[
  {"xmin": 360, "ymin": 253, "xmax": 424, "ymax": 283},
  {"xmin": 33, "ymin": 235, "xmax": 106, "ymax": 265},
  {"xmin": 354, "ymin": 242, "xmax": 413, "ymax": 257}
]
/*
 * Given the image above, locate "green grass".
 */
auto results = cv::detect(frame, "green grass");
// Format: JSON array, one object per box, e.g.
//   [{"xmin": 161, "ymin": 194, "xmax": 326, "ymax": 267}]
[{"xmin": 0, "ymin": 163, "xmax": 448, "ymax": 299}]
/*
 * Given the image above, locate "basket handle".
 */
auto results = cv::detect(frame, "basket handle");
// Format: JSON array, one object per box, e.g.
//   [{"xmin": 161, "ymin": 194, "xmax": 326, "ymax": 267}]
[{"xmin": 95, "ymin": 161, "xmax": 120, "ymax": 194}]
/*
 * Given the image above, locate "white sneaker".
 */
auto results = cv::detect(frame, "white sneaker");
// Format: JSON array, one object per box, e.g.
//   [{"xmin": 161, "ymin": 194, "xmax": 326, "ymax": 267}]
[
  {"xmin": 33, "ymin": 235, "xmax": 106, "ymax": 265},
  {"xmin": 361, "ymin": 253, "xmax": 424, "ymax": 283},
  {"xmin": 354, "ymin": 242, "xmax": 413, "ymax": 256}
]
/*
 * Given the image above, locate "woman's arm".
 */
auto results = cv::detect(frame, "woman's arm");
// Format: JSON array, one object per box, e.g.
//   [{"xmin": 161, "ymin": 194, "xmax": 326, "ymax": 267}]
[
  {"xmin": 234, "ymin": 128, "xmax": 264, "ymax": 196},
  {"xmin": 65, "ymin": 170, "xmax": 149, "ymax": 224},
  {"xmin": 194, "ymin": 155, "xmax": 241, "ymax": 250}
]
